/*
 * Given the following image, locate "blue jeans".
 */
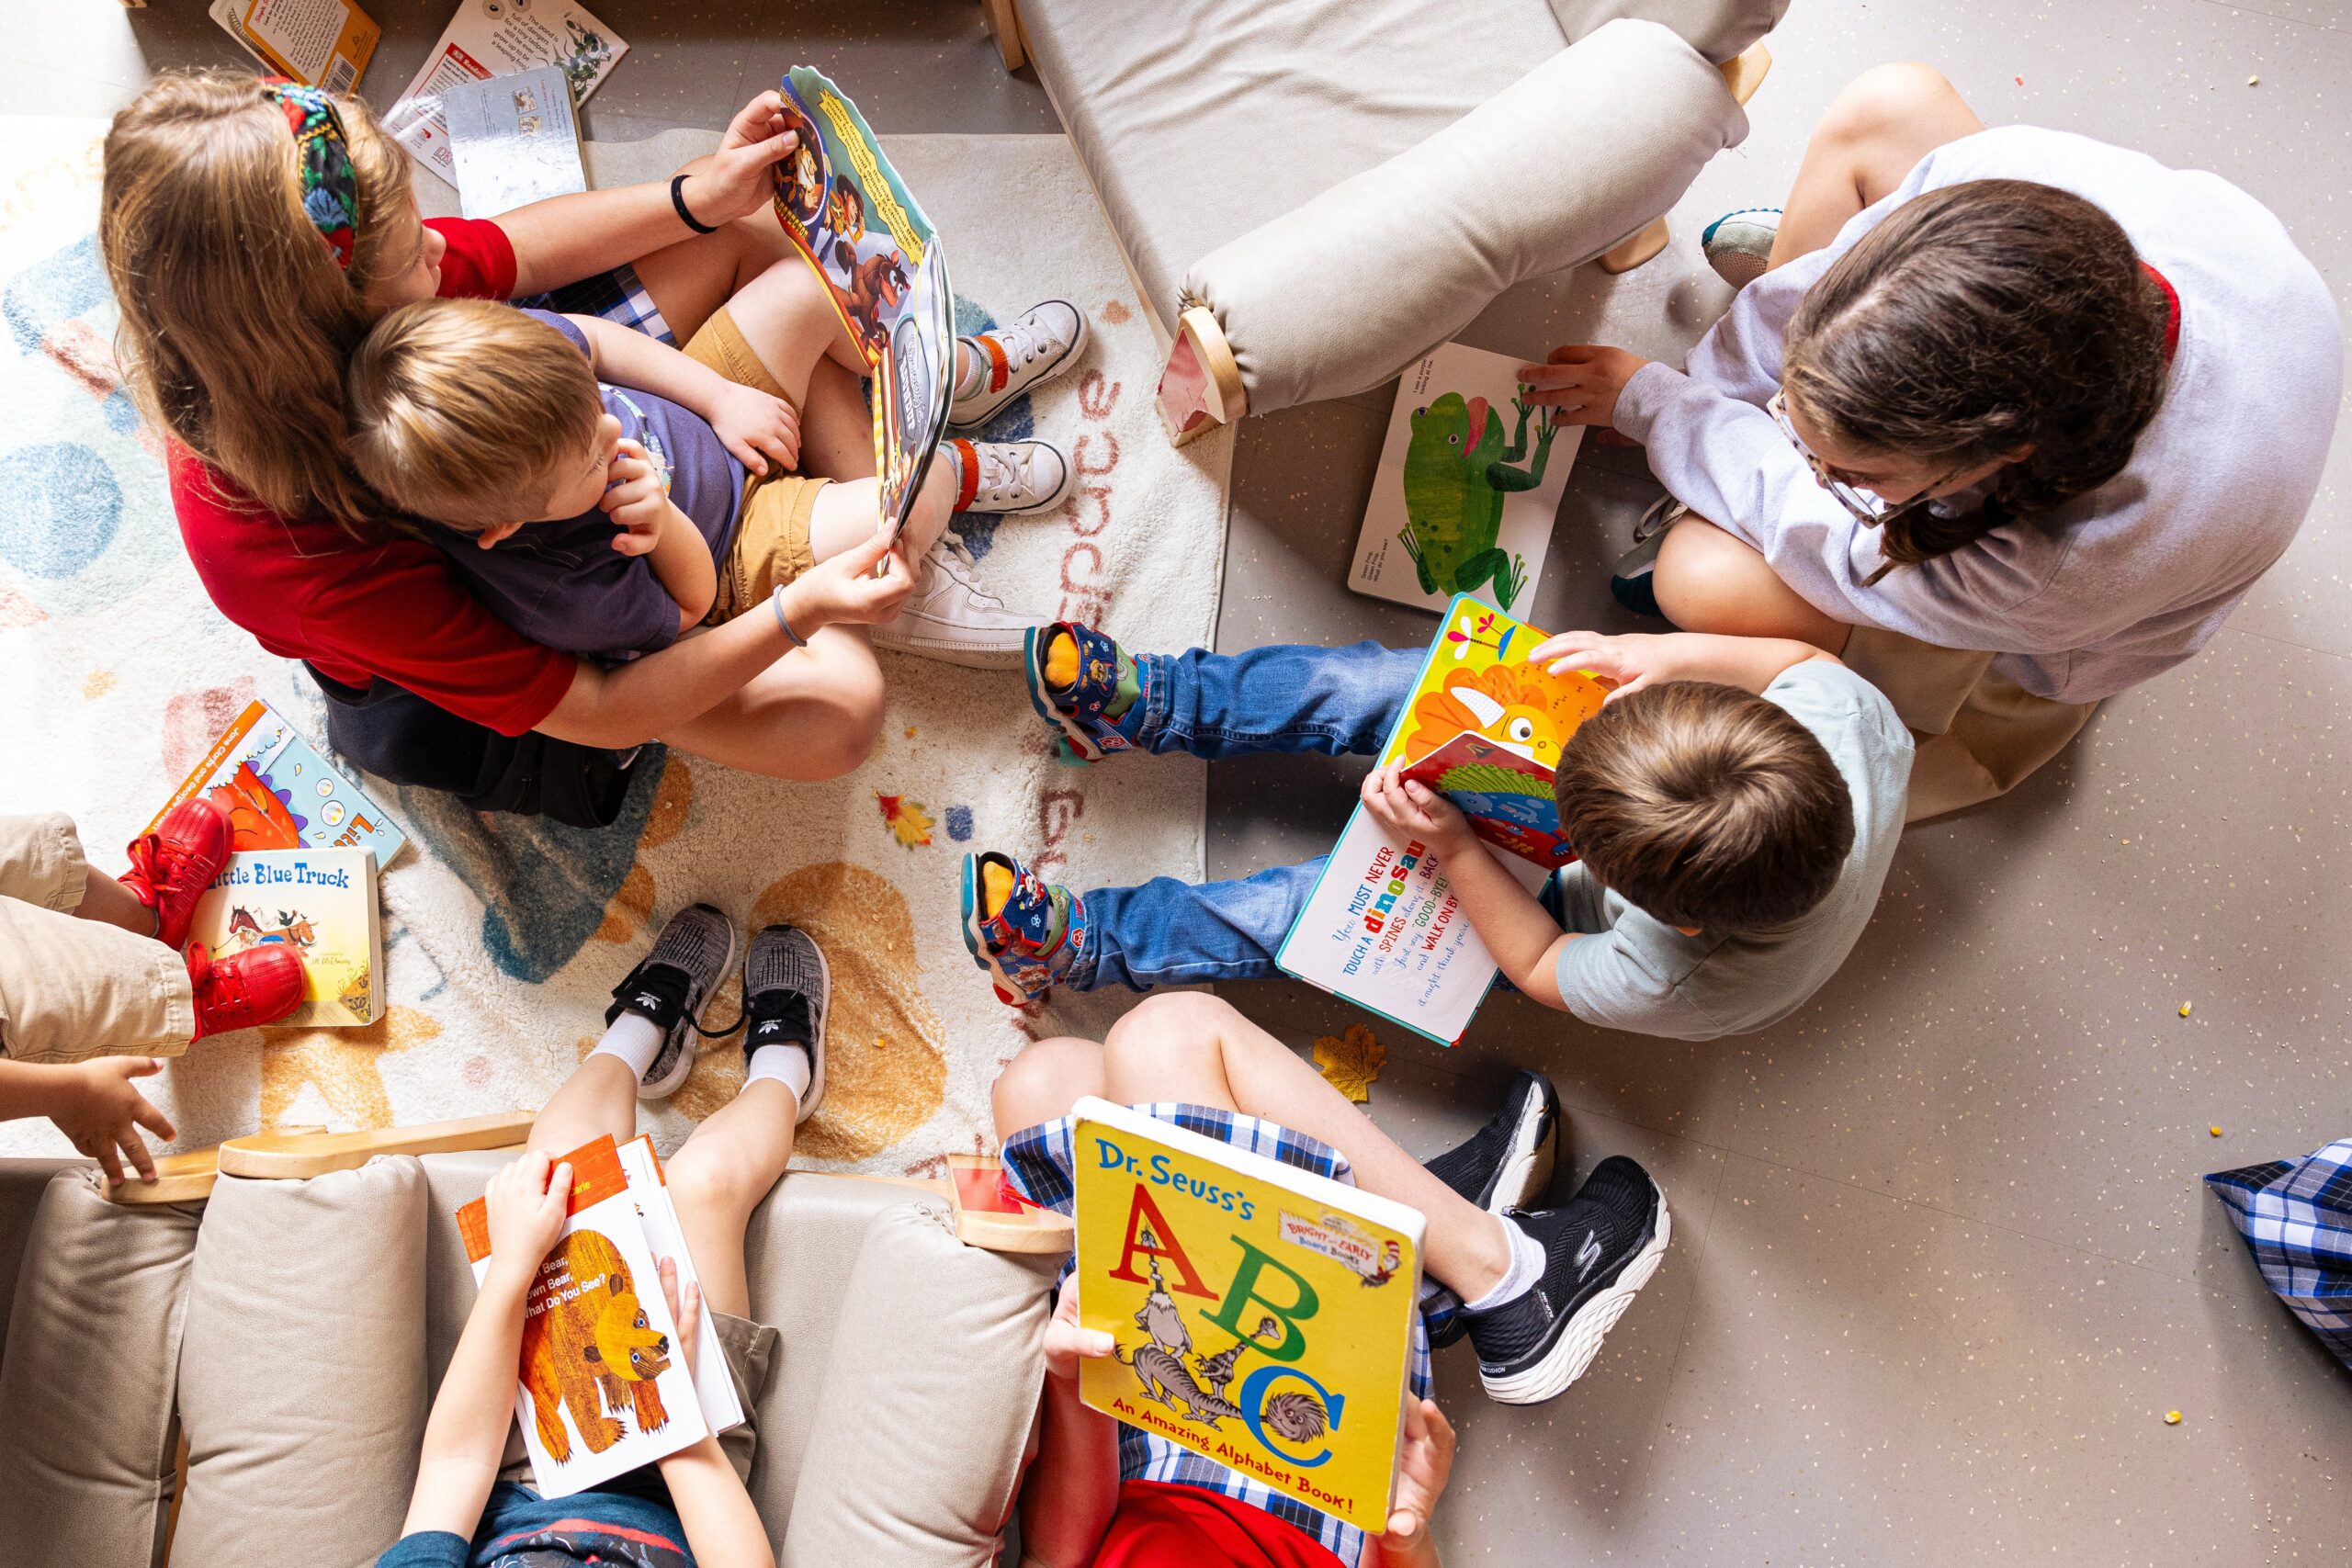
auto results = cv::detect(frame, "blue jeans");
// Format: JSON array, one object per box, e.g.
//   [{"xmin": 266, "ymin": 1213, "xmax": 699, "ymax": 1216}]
[{"xmin": 1067, "ymin": 641, "xmax": 1422, "ymax": 991}]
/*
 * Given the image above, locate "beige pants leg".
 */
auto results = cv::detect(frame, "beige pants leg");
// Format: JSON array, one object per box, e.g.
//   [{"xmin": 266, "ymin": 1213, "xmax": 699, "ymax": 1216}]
[
  {"xmin": 1840, "ymin": 629, "xmax": 2099, "ymax": 824},
  {"xmin": 0, "ymin": 814, "xmax": 194, "ymax": 1063}
]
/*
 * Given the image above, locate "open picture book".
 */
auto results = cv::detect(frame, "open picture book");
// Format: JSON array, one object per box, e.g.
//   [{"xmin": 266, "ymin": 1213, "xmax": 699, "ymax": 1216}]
[
  {"xmin": 1276, "ymin": 597, "xmax": 1611, "ymax": 1044},
  {"xmin": 455, "ymin": 1134, "xmax": 742, "ymax": 1498},
  {"xmin": 1071, "ymin": 1099, "xmax": 1426, "ymax": 1537},
  {"xmin": 150, "ymin": 698, "xmax": 408, "ymax": 866},
  {"xmin": 188, "ymin": 849, "xmax": 382, "ymax": 1028}
]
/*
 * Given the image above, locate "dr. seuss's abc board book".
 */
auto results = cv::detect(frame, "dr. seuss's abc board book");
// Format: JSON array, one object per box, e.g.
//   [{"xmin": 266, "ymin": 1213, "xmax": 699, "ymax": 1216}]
[
  {"xmin": 457, "ymin": 1135, "xmax": 713, "ymax": 1499},
  {"xmin": 1073, "ymin": 1101, "xmax": 1425, "ymax": 1536},
  {"xmin": 187, "ymin": 850, "xmax": 381, "ymax": 1027},
  {"xmin": 150, "ymin": 700, "xmax": 407, "ymax": 865},
  {"xmin": 1277, "ymin": 597, "xmax": 1598, "ymax": 1043}
]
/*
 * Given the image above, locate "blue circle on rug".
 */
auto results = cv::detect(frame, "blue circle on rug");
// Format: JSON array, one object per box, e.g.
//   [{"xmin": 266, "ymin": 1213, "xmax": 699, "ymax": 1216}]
[{"xmin": 0, "ymin": 442, "xmax": 121, "ymax": 578}]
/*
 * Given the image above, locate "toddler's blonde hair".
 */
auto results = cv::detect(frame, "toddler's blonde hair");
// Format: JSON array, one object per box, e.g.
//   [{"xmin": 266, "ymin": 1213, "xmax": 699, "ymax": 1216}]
[{"xmin": 345, "ymin": 299, "xmax": 605, "ymax": 529}]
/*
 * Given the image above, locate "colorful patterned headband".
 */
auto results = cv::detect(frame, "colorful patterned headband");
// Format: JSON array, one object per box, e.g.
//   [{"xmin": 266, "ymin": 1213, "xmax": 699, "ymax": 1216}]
[{"xmin": 264, "ymin": 79, "xmax": 358, "ymax": 272}]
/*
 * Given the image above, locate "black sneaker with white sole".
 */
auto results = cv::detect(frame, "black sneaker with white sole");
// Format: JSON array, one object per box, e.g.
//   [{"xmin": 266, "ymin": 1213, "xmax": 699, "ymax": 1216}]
[
  {"xmin": 605, "ymin": 903, "xmax": 736, "ymax": 1101},
  {"xmin": 1464, "ymin": 1156, "xmax": 1669, "ymax": 1405},
  {"xmin": 742, "ymin": 923, "xmax": 829, "ymax": 1123},
  {"xmin": 1421, "ymin": 1071, "xmax": 1563, "ymax": 1348}
]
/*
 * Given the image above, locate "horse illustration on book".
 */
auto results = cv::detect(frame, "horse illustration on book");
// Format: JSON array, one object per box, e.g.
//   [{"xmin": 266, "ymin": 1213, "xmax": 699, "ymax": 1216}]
[
  {"xmin": 224, "ymin": 907, "xmax": 317, "ymax": 951},
  {"xmin": 520, "ymin": 1231, "xmax": 673, "ymax": 1461},
  {"xmin": 1396, "ymin": 390, "xmax": 1558, "ymax": 610}
]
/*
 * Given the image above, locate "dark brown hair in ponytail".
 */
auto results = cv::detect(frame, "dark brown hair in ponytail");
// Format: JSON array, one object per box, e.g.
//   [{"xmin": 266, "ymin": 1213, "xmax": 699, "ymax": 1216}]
[{"xmin": 1780, "ymin": 179, "xmax": 2172, "ymax": 570}]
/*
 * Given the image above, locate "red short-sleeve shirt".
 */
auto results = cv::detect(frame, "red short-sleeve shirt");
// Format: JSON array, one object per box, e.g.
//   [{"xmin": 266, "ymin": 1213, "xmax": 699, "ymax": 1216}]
[
  {"xmin": 1091, "ymin": 1483, "xmax": 1347, "ymax": 1568},
  {"xmin": 171, "ymin": 217, "xmax": 576, "ymax": 737}
]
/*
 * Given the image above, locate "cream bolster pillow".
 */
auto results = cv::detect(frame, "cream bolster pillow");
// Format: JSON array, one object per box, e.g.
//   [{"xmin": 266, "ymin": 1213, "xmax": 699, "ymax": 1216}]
[
  {"xmin": 1546, "ymin": 0, "xmax": 1790, "ymax": 63},
  {"xmin": 1178, "ymin": 18, "xmax": 1745, "ymax": 417}
]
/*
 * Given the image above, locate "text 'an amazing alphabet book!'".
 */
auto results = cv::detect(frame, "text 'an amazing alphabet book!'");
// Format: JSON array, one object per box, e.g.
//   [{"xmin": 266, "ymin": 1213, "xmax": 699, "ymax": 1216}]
[
  {"xmin": 1071, "ymin": 1100, "xmax": 1426, "ymax": 1537},
  {"xmin": 457, "ymin": 1135, "xmax": 713, "ymax": 1498},
  {"xmin": 187, "ymin": 850, "xmax": 381, "ymax": 1027},
  {"xmin": 1276, "ymin": 597, "xmax": 1607, "ymax": 1044}
]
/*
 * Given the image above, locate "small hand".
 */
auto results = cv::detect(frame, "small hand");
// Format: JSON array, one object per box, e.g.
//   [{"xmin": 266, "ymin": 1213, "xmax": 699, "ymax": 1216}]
[
  {"xmin": 657, "ymin": 1256, "xmax": 703, "ymax": 1384},
  {"xmin": 1042, "ymin": 1282, "xmax": 1115, "ymax": 1383},
  {"xmin": 1524, "ymin": 630, "xmax": 1668, "ymax": 698},
  {"xmin": 1384, "ymin": 1397, "xmax": 1456, "ymax": 1544},
  {"xmin": 484, "ymin": 1149, "xmax": 571, "ymax": 1277},
  {"xmin": 1360, "ymin": 765, "xmax": 1472, "ymax": 853},
  {"xmin": 1516, "ymin": 344, "xmax": 1652, "ymax": 430},
  {"xmin": 782, "ymin": 526, "xmax": 913, "ymax": 630},
  {"xmin": 708, "ymin": 383, "xmax": 800, "ymax": 478},
  {"xmin": 682, "ymin": 92, "xmax": 801, "ymax": 228},
  {"xmin": 600, "ymin": 438, "xmax": 671, "ymax": 554},
  {"xmin": 49, "ymin": 1058, "xmax": 175, "ymax": 1183}
]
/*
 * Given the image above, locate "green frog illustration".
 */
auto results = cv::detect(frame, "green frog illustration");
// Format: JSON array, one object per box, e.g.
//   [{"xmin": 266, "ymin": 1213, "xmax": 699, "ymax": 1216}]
[{"xmin": 1397, "ymin": 390, "xmax": 1558, "ymax": 609}]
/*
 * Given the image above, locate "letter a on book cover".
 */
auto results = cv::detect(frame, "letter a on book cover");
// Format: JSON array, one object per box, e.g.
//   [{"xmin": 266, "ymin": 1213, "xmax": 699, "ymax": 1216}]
[{"xmin": 1070, "ymin": 1099, "xmax": 1425, "ymax": 1535}]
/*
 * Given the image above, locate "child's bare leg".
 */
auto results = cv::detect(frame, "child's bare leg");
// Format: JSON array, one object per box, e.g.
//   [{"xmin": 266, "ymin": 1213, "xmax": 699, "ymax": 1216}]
[
  {"xmin": 633, "ymin": 211, "xmax": 793, "ymax": 345},
  {"xmin": 1770, "ymin": 63, "xmax": 1984, "ymax": 269},
  {"xmin": 660, "ymin": 626, "xmax": 885, "ymax": 779},
  {"xmin": 1652, "ymin": 518, "xmax": 1852, "ymax": 650},
  {"xmin": 663, "ymin": 1081, "xmax": 799, "ymax": 1318},
  {"xmin": 528, "ymin": 1055, "xmax": 639, "ymax": 1157},
  {"xmin": 74, "ymin": 868, "xmax": 156, "ymax": 936},
  {"xmin": 1096, "ymin": 993, "xmax": 1513, "ymax": 1302},
  {"xmin": 989, "ymin": 1035, "xmax": 1110, "ymax": 1140},
  {"xmin": 800, "ymin": 359, "xmax": 877, "ymax": 482},
  {"xmin": 806, "ymin": 465, "xmax": 954, "ymax": 568}
]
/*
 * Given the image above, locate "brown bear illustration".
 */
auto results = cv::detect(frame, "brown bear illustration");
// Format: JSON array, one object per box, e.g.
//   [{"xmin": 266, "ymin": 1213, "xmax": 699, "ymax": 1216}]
[{"xmin": 520, "ymin": 1230, "xmax": 673, "ymax": 1461}]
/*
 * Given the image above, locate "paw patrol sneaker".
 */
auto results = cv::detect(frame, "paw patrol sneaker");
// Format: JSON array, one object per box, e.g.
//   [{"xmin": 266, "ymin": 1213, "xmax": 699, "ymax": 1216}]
[
  {"xmin": 606, "ymin": 903, "xmax": 736, "ymax": 1100},
  {"xmin": 960, "ymin": 851, "xmax": 1087, "ymax": 1005},
  {"xmin": 1025, "ymin": 621, "xmax": 1143, "ymax": 764},
  {"xmin": 950, "ymin": 300, "xmax": 1090, "ymax": 427},
  {"xmin": 742, "ymin": 923, "xmax": 828, "ymax": 1123}
]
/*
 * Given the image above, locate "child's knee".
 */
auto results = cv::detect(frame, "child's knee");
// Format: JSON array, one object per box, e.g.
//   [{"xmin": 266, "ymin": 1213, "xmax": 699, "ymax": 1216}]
[
  {"xmin": 991, "ymin": 1035, "xmax": 1102, "ymax": 1135},
  {"xmin": 1820, "ymin": 62, "xmax": 1958, "ymax": 147},
  {"xmin": 803, "ymin": 654, "xmax": 887, "ymax": 776},
  {"xmin": 666, "ymin": 1139, "xmax": 771, "ymax": 1224},
  {"xmin": 1102, "ymin": 992, "xmax": 1238, "ymax": 1077}
]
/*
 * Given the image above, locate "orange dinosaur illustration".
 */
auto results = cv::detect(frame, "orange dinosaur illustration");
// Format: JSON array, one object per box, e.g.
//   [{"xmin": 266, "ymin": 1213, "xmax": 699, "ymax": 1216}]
[{"xmin": 1398, "ymin": 662, "xmax": 1606, "ymax": 769}]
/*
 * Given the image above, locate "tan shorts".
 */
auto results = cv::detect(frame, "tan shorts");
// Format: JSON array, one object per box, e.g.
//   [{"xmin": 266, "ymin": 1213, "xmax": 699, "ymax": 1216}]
[
  {"xmin": 680, "ymin": 305, "xmax": 828, "ymax": 624},
  {"xmin": 497, "ymin": 1307, "xmax": 779, "ymax": 1490},
  {"xmin": 1841, "ymin": 626, "xmax": 2098, "ymax": 823}
]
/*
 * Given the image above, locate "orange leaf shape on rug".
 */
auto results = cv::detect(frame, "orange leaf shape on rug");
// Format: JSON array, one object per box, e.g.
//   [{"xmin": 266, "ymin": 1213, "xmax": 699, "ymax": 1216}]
[
  {"xmin": 876, "ymin": 793, "xmax": 934, "ymax": 849},
  {"xmin": 257, "ymin": 1005, "xmax": 442, "ymax": 1132},
  {"xmin": 1312, "ymin": 1023, "xmax": 1385, "ymax": 1104}
]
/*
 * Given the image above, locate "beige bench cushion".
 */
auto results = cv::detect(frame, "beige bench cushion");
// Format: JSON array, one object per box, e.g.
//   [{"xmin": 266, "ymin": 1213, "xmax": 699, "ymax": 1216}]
[
  {"xmin": 0, "ymin": 1156, "xmax": 75, "ymax": 1359},
  {"xmin": 1546, "ymin": 0, "xmax": 1787, "ymax": 61},
  {"xmin": 0, "ymin": 1168, "xmax": 202, "ymax": 1568},
  {"xmin": 175, "ymin": 1160, "xmax": 429, "ymax": 1568}
]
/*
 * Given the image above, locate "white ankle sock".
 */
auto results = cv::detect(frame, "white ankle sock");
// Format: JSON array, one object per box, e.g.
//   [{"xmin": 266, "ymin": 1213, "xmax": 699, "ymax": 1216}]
[
  {"xmin": 746, "ymin": 1043, "xmax": 811, "ymax": 1102},
  {"xmin": 954, "ymin": 337, "xmax": 988, "ymax": 399},
  {"xmin": 1464, "ymin": 1213, "xmax": 1545, "ymax": 1314},
  {"xmin": 590, "ymin": 1013, "xmax": 666, "ymax": 1077}
]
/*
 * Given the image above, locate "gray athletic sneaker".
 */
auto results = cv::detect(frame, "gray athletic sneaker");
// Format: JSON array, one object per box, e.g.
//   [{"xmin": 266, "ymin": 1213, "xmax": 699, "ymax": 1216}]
[
  {"xmin": 605, "ymin": 903, "xmax": 737, "ymax": 1101},
  {"xmin": 743, "ymin": 923, "xmax": 829, "ymax": 1122}
]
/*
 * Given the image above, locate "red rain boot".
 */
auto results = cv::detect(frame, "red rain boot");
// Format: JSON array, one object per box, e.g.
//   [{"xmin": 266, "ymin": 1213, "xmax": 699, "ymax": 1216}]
[{"xmin": 120, "ymin": 798, "xmax": 232, "ymax": 952}]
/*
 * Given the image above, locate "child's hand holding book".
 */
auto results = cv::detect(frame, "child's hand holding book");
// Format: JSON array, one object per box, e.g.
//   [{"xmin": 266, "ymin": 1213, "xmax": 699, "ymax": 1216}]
[
  {"xmin": 483, "ymin": 1149, "xmax": 572, "ymax": 1290},
  {"xmin": 1361, "ymin": 764, "xmax": 1476, "ymax": 857}
]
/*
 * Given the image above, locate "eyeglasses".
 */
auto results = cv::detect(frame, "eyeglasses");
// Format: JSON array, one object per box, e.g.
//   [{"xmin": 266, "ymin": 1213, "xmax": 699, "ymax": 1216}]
[{"xmin": 1767, "ymin": 389, "xmax": 1961, "ymax": 528}]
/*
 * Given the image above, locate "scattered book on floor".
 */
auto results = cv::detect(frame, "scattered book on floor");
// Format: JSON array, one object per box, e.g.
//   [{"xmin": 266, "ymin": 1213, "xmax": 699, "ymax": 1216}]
[
  {"xmin": 457, "ymin": 1134, "xmax": 725, "ymax": 1498},
  {"xmin": 1276, "ymin": 596, "xmax": 1607, "ymax": 1044},
  {"xmin": 206, "ymin": 0, "xmax": 379, "ymax": 94},
  {"xmin": 381, "ymin": 0, "xmax": 627, "ymax": 189},
  {"xmin": 151, "ymin": 699, "xmax": 408, "ymax": 866},
  {"xmin": 441, "ymin": 62, "xmax": 587, "ymax": 219},
  {"xmin": 187, "ymin": 849, "xmax": 382, "ymax": 1028},
  {"xmin": 1069, "ymin": 1098, "xmax": 1425, "ymax": 1538},
  {"xmin": 1348, "ymin": 341, "xmax": 1583, "ymax": 616},
  {"xmin": 770, "ymin": 65, "xmax": 954, "ymax": 544}
]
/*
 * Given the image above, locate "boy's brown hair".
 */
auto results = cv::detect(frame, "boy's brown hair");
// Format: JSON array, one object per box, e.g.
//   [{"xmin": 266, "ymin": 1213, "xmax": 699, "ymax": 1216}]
[
  {"xmin": 345, "ymin": 298, "xmax": 604, "ymax": 528},
  {"xmin": 1554, "ymin": 681, "xmax": 1853, "ymax": 933}
]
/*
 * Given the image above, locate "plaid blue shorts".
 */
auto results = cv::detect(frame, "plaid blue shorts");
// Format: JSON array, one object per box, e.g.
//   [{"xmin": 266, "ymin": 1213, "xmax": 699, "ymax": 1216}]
[
  {"xmin": 2208, "ymin": 1139, "xmax": 2352, "ymax": 1368},
  {"xmin": 513, "ymin": 261, "xmax": 673, "ymax": 344},
  {"xmin": 1002, "ymin": 1103, "xmax": 1437, "ymax": 1568}
]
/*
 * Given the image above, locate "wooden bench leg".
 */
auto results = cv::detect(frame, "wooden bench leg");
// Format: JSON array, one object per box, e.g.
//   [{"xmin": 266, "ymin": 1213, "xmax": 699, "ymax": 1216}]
[
  {"xmin": 1598, "ymin": 216, "xmax": 1671, "ymax": 275},
  {"xmin": 980, "ymin": 0, "xmax": 1027, "ymax": 72}
]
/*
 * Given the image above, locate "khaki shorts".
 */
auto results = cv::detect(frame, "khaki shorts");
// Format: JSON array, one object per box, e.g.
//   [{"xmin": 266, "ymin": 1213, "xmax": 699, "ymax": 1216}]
[
  {"xmin": 680, "ymin": 304, "xmax": 828, "ymax": 625},
  {"xmin": 1840, "ymin": 626, "xmax": 2098, "ymax": 823},
  {"xmin": 498, "ymin": 1307, "xmax": 779, "ymax": 1489}
]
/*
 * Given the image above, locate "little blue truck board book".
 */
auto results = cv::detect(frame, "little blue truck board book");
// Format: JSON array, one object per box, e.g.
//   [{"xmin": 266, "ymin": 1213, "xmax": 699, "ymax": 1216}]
[
  {"xmin": 187, "ymin": 849, "xmax": 382, "ymax": 1027},
  {"xmin": 1071, "ymin": 1099, "xmax": 1426, "ymax": 1537},
  {"xmin": 1348, "ymin": 341, "xmax": 1583, "ymax": 615},
  {"xmin": 1277, "ymin": 597, "xmax": 1604, "ymax": 1043}
]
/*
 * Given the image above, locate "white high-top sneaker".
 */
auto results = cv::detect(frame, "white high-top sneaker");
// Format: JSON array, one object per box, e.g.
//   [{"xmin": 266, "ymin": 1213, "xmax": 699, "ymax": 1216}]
[
  {"xmin": 950, "ymin": 300, "xmax": 1090, "ymax": 427},
  {"xmin": 872, "ymin": 534, "xmax": 1044, "ymax": 670}
]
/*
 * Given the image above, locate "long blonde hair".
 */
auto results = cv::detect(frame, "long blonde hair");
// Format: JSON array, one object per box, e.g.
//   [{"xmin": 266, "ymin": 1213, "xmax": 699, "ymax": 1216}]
[{"xmin": 101, "ymin": 72, "xmax": 422, "ymax": 530}]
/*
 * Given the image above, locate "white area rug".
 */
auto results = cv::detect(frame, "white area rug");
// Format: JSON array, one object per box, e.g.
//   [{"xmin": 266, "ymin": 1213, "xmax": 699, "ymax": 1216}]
[{"xmin": 0, "ymin": 118, "xmax": 1230, "ymax": 1174}]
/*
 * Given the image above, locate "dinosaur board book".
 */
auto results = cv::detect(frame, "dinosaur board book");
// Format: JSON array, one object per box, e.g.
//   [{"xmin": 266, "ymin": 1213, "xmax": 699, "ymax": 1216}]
[
  {"xmin": 150, "ymin": 700, "xmax": 408, "ymax": 866},
  {"xmin": 187, "ymin": 849, "xmax": 381, "ymax": 1028},
  {"xmin": 1349, "ymin": 341, "xmax": 1583, "ymax": 615},
  {"xmin": 1276, "ymin": 597, "xmax": 1577, "ymax": 1043},
  {"xmin": 771, "ymin": 66, "xmax": 954, "ymax": 543},
  {"xmin": 457, "ymin": 1134, "xmax": 711, "ymax": 1499},
  {"xmin": 1069, "ymin": 1099, "xmax": 1426, "ymax": 1537}
]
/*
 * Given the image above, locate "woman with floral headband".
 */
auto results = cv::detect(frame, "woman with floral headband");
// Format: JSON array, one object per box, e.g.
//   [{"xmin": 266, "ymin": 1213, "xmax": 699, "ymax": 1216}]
[
  {"xmin": 1518, "ymin": 64, "xmax": 2340, "ymax": 818},
  {"xmin": 100, "ymin": 75, "xmax": 1090, "ymax": 822}
]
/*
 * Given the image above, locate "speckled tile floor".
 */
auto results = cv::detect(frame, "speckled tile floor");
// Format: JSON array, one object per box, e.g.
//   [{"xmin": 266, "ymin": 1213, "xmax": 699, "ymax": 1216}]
[{"xmin": 19, "ymin": 0, "xmax": 2352, "ymax": 1560}]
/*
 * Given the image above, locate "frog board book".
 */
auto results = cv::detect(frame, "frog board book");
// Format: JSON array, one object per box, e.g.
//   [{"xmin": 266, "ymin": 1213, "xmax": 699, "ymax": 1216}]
[
  {"xmin": 187, "ymin": 849, "xmax": 381, "ymax": 1027},
  {"xmin": 457, "ymin": 1134, "xmax": 711, "ymax": 1499},
  {"xmin": 771, "ymin": 66, "xmax": 954, "ymax": 542},
  {"xmin": 1070, "ymin": 1098, "xmax": 1426, "ymax": 1536},
  {"xmin": 1276, "ymin": 597, "xmax": 1587, "ymax": 1043},
  {"xmin": 1348, "ymin": 341, "xmax": 1584, "ymax": 615},
  {"xmin": 150, "ymin": 700, "xmax": 408, "ymax": 866}
]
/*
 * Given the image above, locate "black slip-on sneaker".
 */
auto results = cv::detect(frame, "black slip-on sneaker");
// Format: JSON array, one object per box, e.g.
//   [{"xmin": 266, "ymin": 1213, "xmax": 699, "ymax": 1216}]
[{"xmin": 1422, "ymin": 1072, "xmax": 1563, "ymax": 1348}]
